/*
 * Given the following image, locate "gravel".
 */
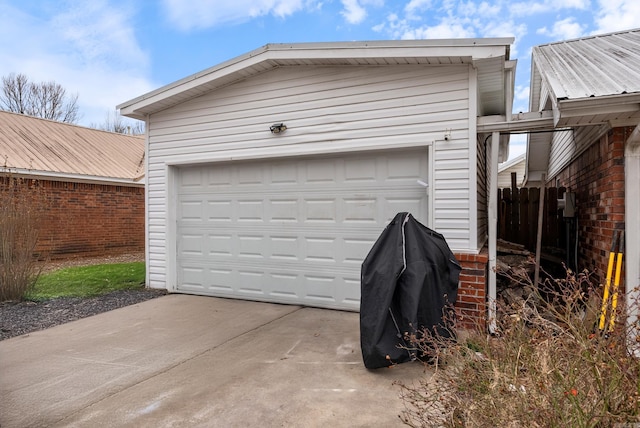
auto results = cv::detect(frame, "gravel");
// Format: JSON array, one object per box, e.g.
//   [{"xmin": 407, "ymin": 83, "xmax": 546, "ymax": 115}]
[{"xmin": 0, "ymin": 288, "xmax": 167, "ymax": 341}]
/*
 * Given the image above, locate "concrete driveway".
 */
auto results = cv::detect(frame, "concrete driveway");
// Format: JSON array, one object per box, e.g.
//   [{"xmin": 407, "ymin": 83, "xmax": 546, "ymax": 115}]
[{"xmin": 0, "ymin": 295, "xmax": 429, "ymax": 427}]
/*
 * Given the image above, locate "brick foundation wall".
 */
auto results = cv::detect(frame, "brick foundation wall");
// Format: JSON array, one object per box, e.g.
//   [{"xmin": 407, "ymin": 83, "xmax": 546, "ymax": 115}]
[
  {"xmin": 2, "ymin": 178, "xmax": 145, "ymax": 260},
  {"xmin": 554, "ymin": 127, "xmax": 629, "ymax": 283},
  {"xmin": 455, "ymin": 249, "xmax": 488, "ymax": 329}
]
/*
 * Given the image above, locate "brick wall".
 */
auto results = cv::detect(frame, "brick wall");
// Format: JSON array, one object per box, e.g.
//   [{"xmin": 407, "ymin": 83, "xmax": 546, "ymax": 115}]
[
  {"xmin": 3, "ymin": 178, "xmax": 145, "ymax": 259},
  {"xmin": 554, "ymin": 127, "xmax": 629, "ymax": 283},
  {"xmin": 455, "ymin": 250, "xmax": 488, "ymax": 329}
]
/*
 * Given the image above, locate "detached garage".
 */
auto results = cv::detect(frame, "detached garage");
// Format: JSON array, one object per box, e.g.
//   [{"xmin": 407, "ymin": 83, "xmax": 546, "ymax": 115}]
[{"xmin": 119, "ymin": 40, "xmax": 515, "ymax": 321}]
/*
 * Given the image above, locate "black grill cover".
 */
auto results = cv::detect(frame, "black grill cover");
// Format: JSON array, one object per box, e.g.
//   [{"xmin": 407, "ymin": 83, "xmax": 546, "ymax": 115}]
[{"xmin": 360, "ymin": 212, "xmax": 462, "ymax": 369}]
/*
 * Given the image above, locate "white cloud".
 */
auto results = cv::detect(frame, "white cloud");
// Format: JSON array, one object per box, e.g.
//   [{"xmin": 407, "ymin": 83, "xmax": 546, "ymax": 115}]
[
  {"xmin": 593, "ymin": 0, "xmax": 640, "ymax": 34},
  {"xmin": 339, "ymin": 0, "xmax": 383, "ymax": 24},
  {"xmin": 404, "ymin": 0, "xmax": 432, "ymax": 19},
  {"xmin": 52, "ymin": 1, "xmax": 148, "ymax": 69},
  {"xmin": 510, "ymin": 0, "xmax": 588, "ymax": 16},
  {"xmin": 404, "ymin": 21, "xmax": 476, "ymax": 39},
  {"xmin": 513, "ymin": 84, "xmax": 530, "ymax": 113},
  {"xmin": 537, "ymin": 17, "xmax": 586, "ymax": 40},
  {"xmin": 341, "ymin": 0, "xmax": 367, "ymax": 24},
  {"xmin": 0, "ymin": 1, "xmax": 154, "ymax": 126},
  {"xmin": 458, "ymin": 1, "xmax": 501, "ymax": 17},
  {"xmin": 162, "ymin": 0, "xmax": 306, "ymax": 30}
]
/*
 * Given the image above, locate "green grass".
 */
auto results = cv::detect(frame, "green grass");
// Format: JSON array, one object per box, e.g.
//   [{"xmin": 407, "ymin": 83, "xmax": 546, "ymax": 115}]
[{"xmin": 26, "ymin": 262, "xmax": 146, "ymax": 300}]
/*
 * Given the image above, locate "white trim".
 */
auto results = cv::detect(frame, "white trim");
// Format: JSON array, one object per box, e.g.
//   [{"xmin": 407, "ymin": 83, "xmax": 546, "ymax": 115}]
[
  {"xmin": 476, "ymin": 111, "xmax": 555, "ymax": 133},
  {"xmin": 144, "ymin": 117, "xmax": 151, "ymax": 290},
  {"xmin": 625, "ymin": 125, "xmax": 640, "ymax": 353},
  {"xmin": 0, "ymin": 167, "xmax": 144, "ymax": 187},
  {"xmin": 165, "ymin": 164, "xmax": 178, "ymax": 293},
  {"xmin": 119, "ymin": 39, "xmax": 513, "ymax": 119},
  {"xmin": 488, "ymin": 131, "xmax": 500, "ymax": 333},
  {"xmin": 162, "ymin": 140, "xmax": 433, "ymax": 167},
  {"xmin": 427, "ymin": 144, "xmax": 435, "ymax": 229},
  {"xmin": 498, "ymin": 153, "xmax": 525, "ymax": 172},
  {"xmin": 468, "ymin": 64, "xmax": 479, "ymax": 251}
]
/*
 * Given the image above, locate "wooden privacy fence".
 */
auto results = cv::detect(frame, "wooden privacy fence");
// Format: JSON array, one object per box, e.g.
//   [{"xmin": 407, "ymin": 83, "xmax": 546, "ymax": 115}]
[{"xmin": 498, "ymin": 186, "xmax": 566, "ymax": 253}]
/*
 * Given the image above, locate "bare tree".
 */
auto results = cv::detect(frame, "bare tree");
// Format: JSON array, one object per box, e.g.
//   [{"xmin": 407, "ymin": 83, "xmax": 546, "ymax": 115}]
[
  {"xmin": 0, "ymin": 73, "xmax": 80, "ymax": 124},
  {"xmin": 91, "ymin": 110, "xmax": 145, "ymax": 135}
]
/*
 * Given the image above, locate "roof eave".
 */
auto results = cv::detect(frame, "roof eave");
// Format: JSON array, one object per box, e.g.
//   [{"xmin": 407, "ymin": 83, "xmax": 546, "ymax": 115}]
[
  {"xmin": 0, "ymin": 167, "xmax": 145, "ymax": 187},
  {"xmin": 119, "ymin": 39, "xmax": 513, "ymax": 119},
  {"xmin": 555, "ymin": 93, "xmax": 640, "ymax": 126}
]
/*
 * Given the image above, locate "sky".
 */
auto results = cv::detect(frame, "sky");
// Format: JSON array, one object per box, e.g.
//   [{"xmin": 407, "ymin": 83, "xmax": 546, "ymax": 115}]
[{"xmin": 1, "ymin": 0, "xmax": 639, "ymax": 160}]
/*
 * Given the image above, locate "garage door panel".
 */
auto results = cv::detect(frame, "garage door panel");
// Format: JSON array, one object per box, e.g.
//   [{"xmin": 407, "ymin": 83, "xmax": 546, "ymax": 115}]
[
  {"xmin": 271, "ymin": 162, "xmax": 298, "ymax": 184},
  {"xmin": 385, "ymin": 196, "xmax": 425, "ymax": 220},
  {"xmin": 306, "ymin": 159, "xmax": 338, "ymax": 184},
  {"xmin": 270, "ymin": 199, "xmax": 298, "ymax": 221},
  {"xmin": 179, "ymin": 201, "xmax": 204, "ymax": 221},
  {"xmin": 304, "ymin": 199, "xmax": 337, "ymax": 223},
  {"xmin": 207, "ymin": 166, "xmax": 232, "ymax": 186},
  {"xmin": 343, "ymin": 197, "xmax": 378, "ymax": 223},
  {"xmin": 344, "ymin": 158, "xmax": 378, "ymax": 182},
  {"xmin": 387, "ymin": 155, "xmax": 424, "ymax": 180},
  {"xmin": 176, "ymin": 149, "xmax": 428, "ymax": 311},
  {"xmin": 304, "ymin": 237, "xmax": 337, "ymax": 263},
  {"xmin": 207, "ymin": 200, "xmax": 232, "ymax": 221}
]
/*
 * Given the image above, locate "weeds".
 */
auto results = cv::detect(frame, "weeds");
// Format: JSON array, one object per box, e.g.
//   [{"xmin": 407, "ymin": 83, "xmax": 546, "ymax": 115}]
[
  {"xmin": 0, "ymin": 175, "xmax": 47, "ymax": 301},
  {"xmin": 397, "ymin": 265, "xmax": 640, "ymax": 427}
]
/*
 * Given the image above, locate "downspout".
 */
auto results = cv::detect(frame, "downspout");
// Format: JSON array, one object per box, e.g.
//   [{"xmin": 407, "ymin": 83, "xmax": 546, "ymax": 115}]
[
  {"xmin": 488, "ymin": 131, "xmax": 500, "ymax": 333},
  {"xmin": 625, "ymin": 124, "xmax": 640, "ymax": 354}
]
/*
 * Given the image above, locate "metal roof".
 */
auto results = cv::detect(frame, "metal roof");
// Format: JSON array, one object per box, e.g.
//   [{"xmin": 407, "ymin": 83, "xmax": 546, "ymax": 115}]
[
  {"xmin": 119, "ymin": 39, "xmax": 514, "ymax": 120},
  {"xmin": 525, "ymin": 29, "xmax": 640, "ymax": 186},
  {"xmin": 532, "ymin": 28, "xmax": 640, "ymax": 101},
  {"xmin": 0, "ymin": 110, "xmax": 145, "ymax": 184}
]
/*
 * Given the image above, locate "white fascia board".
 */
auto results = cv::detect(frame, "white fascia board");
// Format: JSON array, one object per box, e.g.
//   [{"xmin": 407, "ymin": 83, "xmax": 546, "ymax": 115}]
[
  {"xmin": 118, "ymin": 46, "xmax": 271, "ymax": 119},
  {"xmin": 0, "ymin": 167, "xmax": 144, "ymax": 187},
  {"xmin": 477, "ymin": 110, "xmax": 555, "ymax": 133},
  {"xmin": 556, "ymin": 94, "xmax": 640, "ymax": 123},
  {"xmin": 119, "ymin": 40, "xmax": 512, "ymax": 119},
  {"xmin": 498, "ymin": 153, "xmax": 525, "ymax": 171}
]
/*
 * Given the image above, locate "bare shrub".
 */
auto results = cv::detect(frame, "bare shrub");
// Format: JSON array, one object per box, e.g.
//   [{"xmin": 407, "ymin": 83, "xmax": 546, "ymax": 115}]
[
  {"xmin": 397, "ymin": 266, "xmax": 640, "ymax": 428},
  {"xmin": 0, "ymin": 176, "xmax": 47, "ymax": 301}
]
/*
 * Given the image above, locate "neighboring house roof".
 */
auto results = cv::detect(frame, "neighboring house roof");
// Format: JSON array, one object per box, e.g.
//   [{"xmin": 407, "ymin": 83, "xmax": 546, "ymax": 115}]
[
  {"xmin": 526, "ymin": 28, "xmax": 640, "ymax": 185},
  {"xmin": 0, "ymin": 110, "xmax": 145, "ymax": 185},
  {"xmin": 119, "ymin": 39, "xmax": 515, "ymax": 121},
  {"xmin": 498, "ymin": 153, "xmax": 525, "ymax": 188}
]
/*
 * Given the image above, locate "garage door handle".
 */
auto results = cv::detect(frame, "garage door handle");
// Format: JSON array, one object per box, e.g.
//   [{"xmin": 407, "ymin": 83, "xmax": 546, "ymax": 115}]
[{"xmin": 417, "ymin": 180, "xmax": 429, "ymax": 196}]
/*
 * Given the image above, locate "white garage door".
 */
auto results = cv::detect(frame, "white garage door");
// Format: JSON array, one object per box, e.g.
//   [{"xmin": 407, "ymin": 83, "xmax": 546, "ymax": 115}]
[{"xmin": 176, "ymin": 148, "xmax": 428, "ymax": 311}]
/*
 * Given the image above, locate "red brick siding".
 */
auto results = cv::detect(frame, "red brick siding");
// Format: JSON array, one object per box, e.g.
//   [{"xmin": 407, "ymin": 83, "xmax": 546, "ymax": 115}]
[
  {"xmin": 4, "ymin": 178, "xmax": 145, "ymax": 259},
  {"xmin": 455, "ymin": 250, "xmax": 488, "ymax": 329},
  {"xmin": 554, "ymin": 127, "xmax": 629, "ymax": 283}
]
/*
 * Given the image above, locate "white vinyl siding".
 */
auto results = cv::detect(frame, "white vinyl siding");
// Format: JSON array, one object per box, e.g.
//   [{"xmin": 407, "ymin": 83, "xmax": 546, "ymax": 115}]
[
  {"xmin": 145, "ymin": 65, "xmax": 472, "ymax": 290},
  {"xmin": 497, "ymin": 159, "xmax": 525, "ymax": 188},
  {"xmin": 548, "ymin": 125, "xmax": 609, "ymax": 179}
]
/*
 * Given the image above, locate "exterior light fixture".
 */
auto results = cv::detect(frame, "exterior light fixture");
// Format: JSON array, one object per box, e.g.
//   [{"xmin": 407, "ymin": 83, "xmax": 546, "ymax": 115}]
[{"xmin": 270, "ymin": 123, "xmax": 287, "ymax": 134}]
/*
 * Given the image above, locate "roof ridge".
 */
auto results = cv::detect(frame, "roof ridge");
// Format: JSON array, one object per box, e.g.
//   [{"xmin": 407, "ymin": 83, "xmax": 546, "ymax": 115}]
[{"xmin": 535, "ymin": 27, "xmax": 640, "ymax": 48}]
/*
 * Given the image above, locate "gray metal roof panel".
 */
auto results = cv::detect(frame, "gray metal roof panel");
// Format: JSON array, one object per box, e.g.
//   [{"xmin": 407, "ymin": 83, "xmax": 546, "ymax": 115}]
[{"xmin": 533, "ymin": 28, "xmax": 640, "ymax": 100}]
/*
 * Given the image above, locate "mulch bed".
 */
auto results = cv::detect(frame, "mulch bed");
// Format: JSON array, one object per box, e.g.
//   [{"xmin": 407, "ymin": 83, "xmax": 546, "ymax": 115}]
[
  {"xmin": 0, "ymin": 288, "xmax": 167, "ymax": 341},
  {"xmin": 0, "ymin": 252, "xmax": 167, "ymax": 341}
]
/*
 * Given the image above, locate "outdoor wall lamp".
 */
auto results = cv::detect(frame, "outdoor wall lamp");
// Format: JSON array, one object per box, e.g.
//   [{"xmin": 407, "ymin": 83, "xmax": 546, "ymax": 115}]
[{"xmin": 270, "ymin": 123, "xmax": 287, "ymax": 134}]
